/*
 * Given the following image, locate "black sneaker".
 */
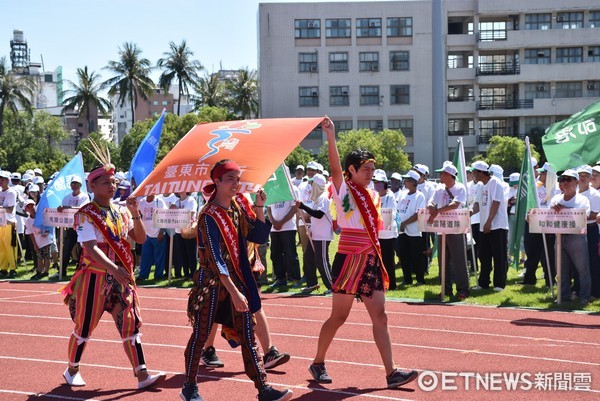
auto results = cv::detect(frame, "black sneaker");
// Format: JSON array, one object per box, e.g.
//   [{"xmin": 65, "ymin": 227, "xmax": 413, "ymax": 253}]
[
  {"xmin": 263, "ymin": 346, "xmax": 290, "ymax": 369},
  {"xmin": 308, "ymin": 363, "xmax": 332, "ymax": 383},
  {"xmin": 8, "ymin": 271, "xmax": 16, "ymax": 278},
  {"xmin": 200, "ymin": 346, "xmax": 224, "ymax": 368},
  {"xmin": 180, "ymin": 383, "xmax": 204, "ymax": 401},
  {"xmin": 386, "ymin": 368, "xmax": 418, "ymax": 388},
  {"xmin": 257, "ymin": 386, "xmax": 293, "ymax": 401}
]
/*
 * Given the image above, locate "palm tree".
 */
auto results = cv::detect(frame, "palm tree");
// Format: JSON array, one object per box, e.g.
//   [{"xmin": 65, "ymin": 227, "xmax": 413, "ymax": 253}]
[
  {"xmin": 62, "ymin": 66, "xmax": 111, "ymax": 134},
  {"xmin": 191, "ymin": 71, "xmax": 224, "ymax": 110},
  {"xmin": 0, "ymin": 56, "xmax": 35, "ymax": 136},
  {"xmin": 157, "ymin": 40, "xmax": 203, "ymax": 116},
  {"xmin": 226, "ymin": 67, "xmax": 259, "ymax": 119},
  {"xmin": 103, "ymin": 42, "xmax": 154, "ymax": 125}
]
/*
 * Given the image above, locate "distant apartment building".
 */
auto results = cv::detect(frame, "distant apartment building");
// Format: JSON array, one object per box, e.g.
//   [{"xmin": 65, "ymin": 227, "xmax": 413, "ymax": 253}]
[{"xmin": 258, "ymin": 0, "xmax": 600, "ymax": 167}]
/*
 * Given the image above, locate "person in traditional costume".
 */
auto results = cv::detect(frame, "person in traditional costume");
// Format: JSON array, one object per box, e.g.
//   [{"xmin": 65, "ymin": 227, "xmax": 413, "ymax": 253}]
[
  {"xmin": 60, "ymin": 140, "xmax": 165, "ymax": 389},
  {"xmin": 308, "ymin": 118, "xmax": 418, "ymax": 389},
  {"xmin": 180, "ymin": 159, "xmax": 292, "ymax": 401}
]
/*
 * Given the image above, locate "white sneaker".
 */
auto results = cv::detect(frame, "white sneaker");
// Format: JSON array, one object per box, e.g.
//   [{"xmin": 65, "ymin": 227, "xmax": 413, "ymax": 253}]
[
  {"xmin": 137, "ymin": 372, "xmax": 166, "ymax": 389},
  {"xmin": 493, "ymin": 287, "xmax": 504, "ymax": 292},
  {"xmin": 63, "ymin": 368, "xmax": 86, "ymax": 386},
  {"xmin": 471, "ymin": 285, "xmax": 483, "ymax": 290}
]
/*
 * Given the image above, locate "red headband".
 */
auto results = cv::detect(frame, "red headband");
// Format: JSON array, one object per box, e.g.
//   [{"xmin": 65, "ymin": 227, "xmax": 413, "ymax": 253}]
[
  {"xmin": 203, "ymin": 161, "xmax": 241, "ymax": 195},
  {"xmin": 88, "ymin": 164, "xmax": 116, "ymax": 183}
]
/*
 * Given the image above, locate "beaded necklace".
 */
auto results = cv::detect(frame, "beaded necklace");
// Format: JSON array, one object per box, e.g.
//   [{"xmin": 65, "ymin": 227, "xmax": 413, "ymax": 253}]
[{"xmin": 94, "ymin": 201, "xmax": 124, "ymax": 241}]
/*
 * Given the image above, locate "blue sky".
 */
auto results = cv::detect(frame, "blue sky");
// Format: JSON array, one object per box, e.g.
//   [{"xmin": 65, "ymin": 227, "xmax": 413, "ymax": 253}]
[{"xmin": 1, "ymin": 0, "xmax": 375, "ymax": 86}]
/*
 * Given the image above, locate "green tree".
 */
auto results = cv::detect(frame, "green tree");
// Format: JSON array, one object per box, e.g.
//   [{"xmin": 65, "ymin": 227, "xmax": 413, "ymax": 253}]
[
  {"xmin": 225, "ymin": 67, "xmax": 258, "ymax": 119},
  {"xmin": 0, "ymin": 110, "xmax": 68, "ymax": 173},
  {"xmin": 284, "ymin": 145, "xmax": 314, "ymax": 173},
  {"xmin": 103, "ymin": 42, "xmax": 154, "ymax": 125},
  {"xmin": 317, "ymin": 129, "xmax": 412, "ymax": 175},
  {"xmin": 77, "ymin": 132, "xmax": 121, "ymax": 171},
  {"xmin": 197, "ymin": 105, "xmax": 230, "ymax": 123},
  {"xmin": 0, "ymin": 56, "xmax": 35, "ymax": 137},
  {"xmin": 157, "ymin": 40, "xmax": 203, "ymax": 116},
  {"xmin": 482, "ymin": 136, "xmax": 541, "ymax": 173},
  {"xmin": 62, "ymin": 66, "xmax": 111, "ymax": 133},
  {"xmin": 192, "ymin": 72, "xmax": 225, "ymax": 109}
]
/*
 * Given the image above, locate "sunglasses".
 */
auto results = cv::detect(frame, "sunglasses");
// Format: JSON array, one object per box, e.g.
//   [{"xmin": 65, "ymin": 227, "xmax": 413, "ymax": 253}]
[{"xmin": 558, "ymin": 176, "xmax": 576, "ymax": 183}]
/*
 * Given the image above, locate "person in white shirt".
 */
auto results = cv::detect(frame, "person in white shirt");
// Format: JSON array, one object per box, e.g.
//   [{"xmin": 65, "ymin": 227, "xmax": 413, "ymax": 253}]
[
  {"xmin": 24, "ymin": 200, "xmax": 53, "ymax": 279},
  {"xmin": 414, "ymin": 164, "xmax": 436, "ymax": 264},
  {"xmin": 551, "ymin": 169, "xmax": 591, "ymax": 304},
  {"xmin": 396, "ymin": 170, "xmax": 427, "ymax": 285},
  {"xmin": 466, "ymin": 167, "xmax": 480, "ymax": 272},
  {"xmin": 57, "ymin": 176, "xmax": 90, "ymax": 273},
  {"xmin": 295, "ymin": 173, "xmax": 334, "ymax": 292},
  {"xmin": 0, "ymin": 171, "xmax": 18, "ymax": 277},
  {"xmin": 428, "ymin": 163, "xmax": 470, "ymax": 299},
  {"xmin": 577, "ymin": 165, "xmax": 600, "ymax": 299},
  {"xmin": 373, "ymin": 171, "xmax": 399, "ymax": 289},
  {"xmin": 471, "ymin": 161, "xmax": 509, "ymax": 291},
  {"xmin": 137, "ymin": 194, "xmax": 168, "ymax": 281},
  {"xmin": 267, "ymin": 190, "xmax": 300, "ymax": 287},
  {"xmin": 170, "ymin": 192, "xmax": 198, "ymax": 279},
  {"xmin": 296, "ymin": 161, "xmax": 320, "ymax": 284},
  {"xmin": 292, "ymin": 165, "xmax": 305, "ymax": 187}
]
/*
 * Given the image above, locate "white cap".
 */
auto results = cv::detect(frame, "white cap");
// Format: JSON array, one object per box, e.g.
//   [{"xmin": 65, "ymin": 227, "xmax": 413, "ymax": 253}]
[
  {"xmin": 489, "ymin": 164, "xmax": 504, "ymax": 179},
  {"xmin": 25, "ymin": 169, "xmax": 34, "ymax": 176},
  {"xmin": 24, "ymin": 199, "xmax": 36, "ymax": 208},
  {"xmin": 306, "ymin": 161, "xmax": 319, "ymax": 170},
  {"xmin": 115, "ymin": 171, "xmax": 127, "ymax": 180},
  {"xmin": 21, "ymin": 173, "xmax": 33, "ymax": 182},
  {"xmin": 322, "ymin": 170, "xmax": 329, "ymax": 177},
  {"xmin": 537, "ymin": 162, "xmax": 553, "ymax": 173},
  {"xmin": 10, "ymin": 172, "xmax": 21, "ymax": 180},
  {"xmin": 311, "ymin": 173, "xmax": 327, "ymax": 186},
  {"xmin": 0, "ymin": 171, "xmax": 10, "ymax": 179},
  {"xmin": 577, "ymin": 165, "xmax": 593, "ymax": 175},
  {"xmin": 33, "ymin": 176, "xmax": 44, "ymax": 184},
  {"xmin": 71, "ymin": 176, "xmax": 83, "ymax": 184},
  {"xmin": 29, "ymin": 184, "xmax": 40, "ymax": 192},
  {"xmin": 296, "ymin": 165, "xmax": 305, "ymax": 171},
  {"xmin": 435, "ymin": 163, "xmax": 458, "ymax": 177},
  {"xmin": 33, "ymin": 168, "xmax": 43, "ymax": 175},
  {"xmin": 390, "ymin": 172, "xmax": 402, "ymax": 181},
  {"xmin": 509, "ymin": 173, "xmax": 520, "ymax": 184},
  {"xmin": 530, "ymin": 157, "xmax": 538, "ymax": 168},
  {"xmin": 403, "ymin": 170, "xmax": 420, "ymax": 181},
  {"xmin": 560, "ymin": 169, "xmax": 579, "ymax": 180},
  {"xmin": 413, "ymin": 164, "xmax": 427, "ymax": 175},
  {"xmin": 373, "ymin": 171, "xmax": 388, "ymax": 182},
  {"xmin": 471, "ymin": 160, "xmax": 489, "ymax": 172},
  {"xmin": 593, "ymin": 165, "xmax": 600, "ymax": 174}
]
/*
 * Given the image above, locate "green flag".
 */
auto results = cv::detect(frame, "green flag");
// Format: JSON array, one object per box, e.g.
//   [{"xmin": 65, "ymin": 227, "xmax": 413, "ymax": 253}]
[
  {"xmin": 451, "ymin": 137, "xmax": 467, "ymax": 185},
  {"xmin": 262, "ymin": 163, "xmax": 296, "ymax": 206},
  {"xmin": 542, "ymin": 99, "xmax": 600, "ymax": 171},
  {"xmin": 509, "ymin": 137, "xmax": 538, "ymax": 269}
]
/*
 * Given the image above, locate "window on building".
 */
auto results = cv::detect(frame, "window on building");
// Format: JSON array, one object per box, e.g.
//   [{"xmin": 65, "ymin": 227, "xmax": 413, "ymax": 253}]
[
  {"xmin": 325, "ymin": 18, "xmax": 351, "ymax": 38},
  {"xmin": 588, "ymin": 46, "xmax": 600, "ymax": 62},
  {"xmin": 153, "ymin": 100, "xmax": 159, "ymax": 106},
  {"xmin": 295, "ymin": 19, "xmax": 321, "ymax": 38},
  {"xmin": 329, "ymin": 52, "xmax": 349, "ymax": 72},
  {"xmin": 447, "ymin": 52, "xmax": 473, "ymax": 68},
  {"xmin": 299, "ymin": 87, "xmax": 319, "ymax": 106},
  {"xmin": 555, "ymin": 82, "xmax": 582, "ymax": 98},
  {"xmin": 524, "ymin": 116, "xmax": 552, "ymax": 133},
  {"xmin": 557, "ymin": 12, "xmax": 583, "ymax": 29},
  {"xmin": 357, "ymin": 120, "xmax": 383, "ymax": 131},
  {"xmin": 359, "ymin": 52, "xmax": 379, "ymax": 71},
  {"xmin": 356, "ymin": 18, "xmax": 382, "ymax": 37},
  {"xmin": 478, "ymin": 21, "xmax": 507, "ymax": 41},
  {"xmin": 524, "ymin": 13, "xmax": 551, "ymax": 30},
  {"xmin": 524, "ymin": 48, "xmax": 551, "ymax": 64},
  {"xmin": 330, "ymin": 86, "xmax": 350, "ymax": 106},
  {"xmin": 390, "ymin": 51, "xmax": 409, "ymax": 71},
  {"xmin": 390, "ymin": 85, "xmax": 410, "ymax": 105},
  {"xmin": 388, "ymin": 119, "xmax": 413, "ymax": 137},
  {"xmin": 479, "ymin": 119, "xmax": 508, "ymax": 137},
  {"xmin": 386, "ymin": 17, "xmax": 412, "ymax": 37},
  {"xmin": 332, "ymin": 120, "xmax": 353, "ymax": 133},
  {"xmin": 162, "ymin": 100, "xmax": 169, "ymax": 106},
  {"xmin": 556, "ymin": 47, "xmax": 583, "ymax": 63},
  {"xmin": 44, "ymin": 74, "xmax": 53, "ymax": 83},
  {"xmin": 299, "ymin": 52, "xmax": 319, "ymax": 72},
  {"xmin": 587, "ymin": 81, "xmax": 600, "ymax": 97},
  {"xmin": 360, "ymin": 85, "xmax": 380, "ymax": 105},
  {"xmin": 590, "ymin": 11, "xmax": 600, "ymax": 28},
  {"xmin": 524, "ymin": 83, "xmax": 551, "ymax": 99},
  {"xmin": 448, "ymin": 119, "xmax": 474, "ymax": 136}
]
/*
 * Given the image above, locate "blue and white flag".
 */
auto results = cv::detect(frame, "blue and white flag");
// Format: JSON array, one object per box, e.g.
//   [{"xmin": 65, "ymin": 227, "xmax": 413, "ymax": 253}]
[
  {"xmin": 34, "ymin": 152, "xmax": 87, "ymax": 229},
  {"xmin": 130, "ymin": 109, "xmax": 166, "ymax": 189}
]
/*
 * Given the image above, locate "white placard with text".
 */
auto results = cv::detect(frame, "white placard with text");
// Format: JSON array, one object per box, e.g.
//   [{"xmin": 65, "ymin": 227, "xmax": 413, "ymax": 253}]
[
  {"xmin": 417, "ymin": 208, "xmax": 471, "ymax": 234},
  {"xmin": 528, "ymin": 208, "xmax": 587, "ymax": 234},
  {"xmin": 152, "ymin": 208, "xmax": 192, "ymax": 229},
  {"xmin": 43, "ymin": 208, "xmax": 78, "ymax": 228}
]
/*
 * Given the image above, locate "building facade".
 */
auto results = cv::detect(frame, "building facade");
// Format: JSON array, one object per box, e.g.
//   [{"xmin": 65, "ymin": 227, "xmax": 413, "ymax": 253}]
[{"xmin": 258, "ymin": 0, "xmax": 600, "ymax": 167}]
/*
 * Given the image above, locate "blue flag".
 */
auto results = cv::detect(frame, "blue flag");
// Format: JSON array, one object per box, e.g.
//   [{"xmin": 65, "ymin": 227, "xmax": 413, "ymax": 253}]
[
  {"xmin": 34, "ymin": 152, "xmax": 87, "ymax": 229},
  {"xmin": 130, "ymin": 110, "xmax": 166, "ymax": 188}
]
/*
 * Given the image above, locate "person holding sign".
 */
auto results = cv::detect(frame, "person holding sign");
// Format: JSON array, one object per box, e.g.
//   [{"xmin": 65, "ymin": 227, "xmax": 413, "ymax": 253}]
[
  {"xmin": 308, "ymin": 118, "xmax": 418, "ymax": 389},
  {"xmin": 60, "ymin": 145, "xmax": 165, "ymax": 390},
  {"xmin": 427, "ymin": 163, "xmax": 470, "ymax": 300},
  {"xmin": 550, "ymin": 169, "xmax": 591, "ymax": 305},
  {"xmin": 57, "ymin": 176, "xmax": 90, "ymax": 274},
  {"xmin": 181, "ymin": 159, "xmax": 292, "ymax": 401}
]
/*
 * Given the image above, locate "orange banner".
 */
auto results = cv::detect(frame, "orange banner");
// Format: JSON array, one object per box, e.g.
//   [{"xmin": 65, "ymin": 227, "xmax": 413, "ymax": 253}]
[{"xmin": 131, "ymin": 117, "xmax": 325, "ymax": 197}]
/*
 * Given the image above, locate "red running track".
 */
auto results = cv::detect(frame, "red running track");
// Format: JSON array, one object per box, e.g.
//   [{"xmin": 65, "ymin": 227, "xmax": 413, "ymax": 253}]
[{"xmin": 0, "ymin": 281, "xmax": 598, "ymax": 401}]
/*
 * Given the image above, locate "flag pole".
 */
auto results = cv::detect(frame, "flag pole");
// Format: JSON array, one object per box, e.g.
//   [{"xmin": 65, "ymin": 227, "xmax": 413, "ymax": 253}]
[{"xmin": 458, "ymin": 138, "xmax": 478, "ymax": 281}]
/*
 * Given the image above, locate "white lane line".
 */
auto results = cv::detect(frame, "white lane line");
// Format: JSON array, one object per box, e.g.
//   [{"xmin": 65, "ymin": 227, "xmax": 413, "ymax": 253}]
[
  {"xmin": 0, "ymin": 389, "xmax": 102, "ymax": 400},
  {"xmin": 0, "ymin": 355, "xmax": 417, "ymax": 401},
  {"xmin": 1, "ymin": 328, "xmax": 599, "ymax": 368},
  {"xmin": 1, "ymin": 311, "xmax": 598, "ymax": 348}
]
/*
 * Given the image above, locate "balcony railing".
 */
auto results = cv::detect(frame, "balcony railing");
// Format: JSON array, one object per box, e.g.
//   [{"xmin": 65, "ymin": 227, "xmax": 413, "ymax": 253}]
[
  {"xmin": 476, "ymin": 133, "xmax": 525, "ymax": 144},
  {"xmin": 476, "ymin": 30, "xmax": 507, "ymax": 42},
  {"xmin": 476, "ymin": 63, "xmax": 520, "ymax": 76},
  {"xmin": 448, "ymin": 95, "xmax": 475, "ymax": 102},
  {"xmin": 476, "ymin": 99, "xmax": 533, "ymax": 110},
  {"xmin": 448, "ymin": 129, "xmax": 475, "ymax": 136}
]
